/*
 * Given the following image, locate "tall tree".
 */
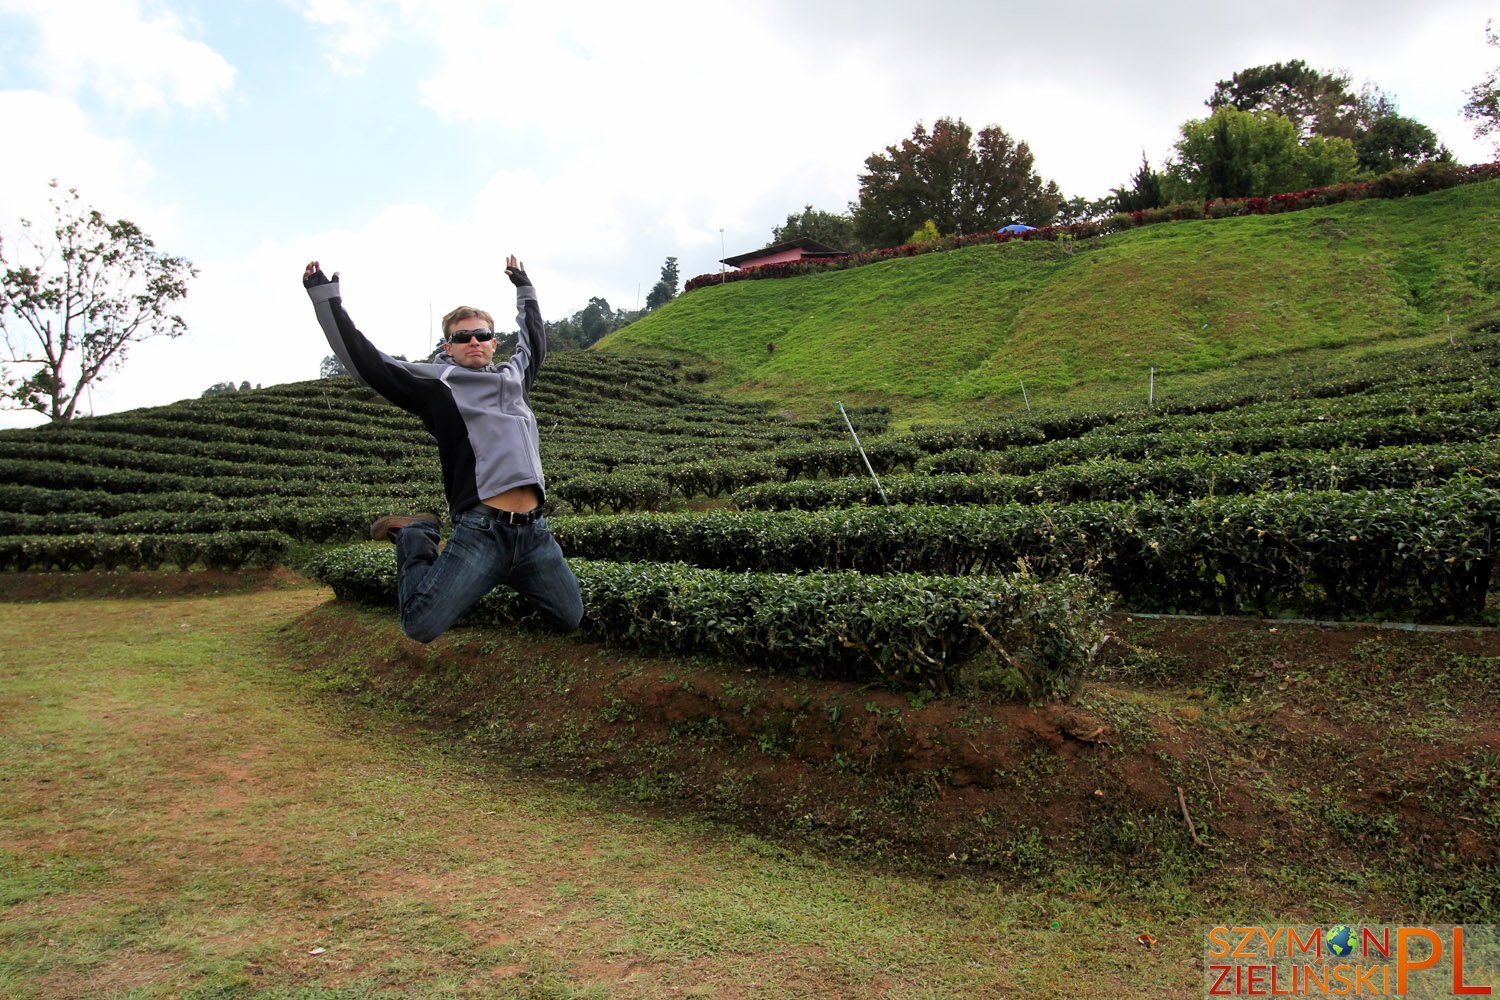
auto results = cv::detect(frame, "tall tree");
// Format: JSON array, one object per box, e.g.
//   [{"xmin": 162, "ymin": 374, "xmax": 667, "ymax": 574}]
[
  {"xmin": 545, "ymin": 296, "xmax": 643, "ymax": 351},
  {"xmin": 1355, "ymin": 113, "xmax": 1450, "ymax": 173},
  {"xmin": 1053, "ymin": 195, "xmax": 1115, "ymax": 225},
  {"xmin": 644, "ymin": 257, "xmax": 679, "ymax": 311},
  {"xmin": 577, "ymin": 296, "xmax": 619, "ymax": 344},
  {"xmin": 851, "ymin": 117, "xmax": 1061, "ymax": 248},
  {"xmin": 320, "ymin": 354, "xmax": 348, "ymax": 378},
  {"xmin": 1211, "ymin": 60, "xmax": 1451, "ymax": 175},
  {"xmin": 1464, "ymin": 20, "xmax": 1500, "ymax": 154},
  {"xmin": 769, "ymin": 205, "xmax": 859, "ymax": 250},
  {"xmin": 0, "ymin": 182, "xmax": 196, "ymax": 422},
  {"xmin": 544, "ymin": 315, "xmax": 582, "ymax": 351},
  {"xmin": 1208, "ymin": 60, "xmax": 1359, "ymax": 139},
  {"xmin": 1110, "ymin": 152, "xmax": 1166, "ymax": 212},
  {"xmin": 1165, "ymin": 107, "xmax": 1358, "ymax": 200}
]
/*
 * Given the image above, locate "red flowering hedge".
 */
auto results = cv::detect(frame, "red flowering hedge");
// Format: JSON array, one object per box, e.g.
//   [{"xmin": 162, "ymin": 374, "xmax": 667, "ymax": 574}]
[{"xmin": 684, "ymin": 161, "xmax": 1500, "ymax": 294}]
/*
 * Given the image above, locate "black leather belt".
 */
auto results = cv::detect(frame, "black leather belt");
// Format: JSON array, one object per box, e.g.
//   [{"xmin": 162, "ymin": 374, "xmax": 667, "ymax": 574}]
[{"xmin": 468, "ymin": 503, "xmax": 542, "ymax": 525}]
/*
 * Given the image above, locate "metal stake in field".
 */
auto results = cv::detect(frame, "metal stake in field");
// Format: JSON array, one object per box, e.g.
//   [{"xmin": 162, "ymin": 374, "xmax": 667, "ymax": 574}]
[
  {"xmin": 1149, "ymin": 366, "xmax": 1156, "ymax": 407},
  {"xmin": 837, "ymin": 400, "xmax": 890, "ymax": 505},
  {"xmin": 1020, "ymin": 379, "xmax": 1031, "ymax": 411}
]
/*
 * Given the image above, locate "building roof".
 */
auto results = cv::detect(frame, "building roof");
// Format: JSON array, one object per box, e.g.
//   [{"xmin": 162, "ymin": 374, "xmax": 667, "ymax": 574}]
[{"xmin": 719, "ymin": 235, "xmax": 848, "ymax": 268}]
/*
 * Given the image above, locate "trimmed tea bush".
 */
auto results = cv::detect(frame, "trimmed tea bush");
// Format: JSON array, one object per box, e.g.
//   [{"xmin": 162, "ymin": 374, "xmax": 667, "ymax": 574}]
[{"xmin": 308, "ymin": 546, "xmax": 1109, "ymax": 697}]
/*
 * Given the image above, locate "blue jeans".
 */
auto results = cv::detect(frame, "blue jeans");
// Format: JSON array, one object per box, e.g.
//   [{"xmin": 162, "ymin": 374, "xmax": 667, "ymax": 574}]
[{"xmin": 393, "ymin": 509, "xmax": 583, "ymax": 643}]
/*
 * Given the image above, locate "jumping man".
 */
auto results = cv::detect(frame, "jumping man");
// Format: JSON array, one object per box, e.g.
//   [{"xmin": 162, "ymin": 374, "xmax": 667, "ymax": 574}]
[{"xmin": 302, "ymin": 255, "xmax": 583, "ymax": 641}]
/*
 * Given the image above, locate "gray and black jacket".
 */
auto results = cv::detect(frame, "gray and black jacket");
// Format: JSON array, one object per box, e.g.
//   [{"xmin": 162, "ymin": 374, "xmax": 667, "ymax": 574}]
[{"xmin": 307, "ymin": 278, "xmax": 547, "ymax": 520}]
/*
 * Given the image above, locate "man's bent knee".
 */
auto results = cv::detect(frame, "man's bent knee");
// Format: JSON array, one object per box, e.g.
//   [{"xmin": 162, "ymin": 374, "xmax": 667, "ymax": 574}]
[
  {"xmin": 400, "ymin": 616, "xmax": 449, "ymax": 644},
  {"xmin": 531, "ymin": 596, "xmax": 583, "ymax": 634}
]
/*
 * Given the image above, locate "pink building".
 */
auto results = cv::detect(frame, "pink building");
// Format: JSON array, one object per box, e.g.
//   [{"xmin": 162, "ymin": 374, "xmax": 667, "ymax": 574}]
[{"xmin": 719, "ymin": 235, "xmax": 849, "ymax": 270}]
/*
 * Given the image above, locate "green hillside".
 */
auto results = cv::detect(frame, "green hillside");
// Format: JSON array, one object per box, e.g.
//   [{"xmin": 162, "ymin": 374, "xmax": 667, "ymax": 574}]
[{"xmin": 596, "ymin": 181, "xmax": 1500, "ymax": 421}]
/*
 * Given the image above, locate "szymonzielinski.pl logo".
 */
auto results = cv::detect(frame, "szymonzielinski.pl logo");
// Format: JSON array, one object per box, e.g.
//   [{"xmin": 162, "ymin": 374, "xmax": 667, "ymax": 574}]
[{"xmin": 1203, "ymin": 925, "xmax": 1498, "ymax": 997}]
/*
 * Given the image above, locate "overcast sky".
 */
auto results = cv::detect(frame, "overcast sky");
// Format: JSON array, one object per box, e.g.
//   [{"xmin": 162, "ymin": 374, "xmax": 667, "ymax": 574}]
[{"xmin": 0, "ymin": 0, "xmax": 1495, "ymax": 428}]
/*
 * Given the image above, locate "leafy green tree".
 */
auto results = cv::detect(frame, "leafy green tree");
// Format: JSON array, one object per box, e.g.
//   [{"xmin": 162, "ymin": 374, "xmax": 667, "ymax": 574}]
[
  {"xmin": 1208, "ymin": 60, "xmax": 1359, "ymax": 139},
  {"xmin": 769, "ymin": 205, "xmax": 859, "ymax": 250},
  {"xmin": 202, "ymin": 379, "xmax": 258, "ymax": 395},
  {"xmin": 576, "ymin": 296, "xmax": 616, "ymax": 344},
  {"xmin": 852, "ymin": 117, "xmax": 1061, "ymax": 248},
  {"xmin": 644, "ymin": 257, "xmax": 679, "ymax": 310},
  {"xmin": 1165, "ymin": 107, "xmax": 1358, "ymax": 200},
  {"xmin": 319, "ymin": 354, "xmax": 348, "ymax": 378},
  {"xmin": 1211, "ymin": 60, "xmax": 1451, "ymax": 176},
  {"xmin": 545, "ymin": 296, "xmax": 644, "ymax": 351},
  {"xmin": 544, "ymin": 316, "xmax": 582, "ymax": 351},
  {"xmin": 1110, "ymin": 153, "xmax": 1166, "ymax": 212},
  {"xmin": 0, "ymin": 182, "xmax": 196, "ymax": 422},
  {"xmin": 1355, "ymin": 113, "xmax": 1450, "ymax": 173},
  {"xmin": 570, "ymin": 295, "xmax": 636, "ymax": 346},
  {"xmin": 1463, "ymin": 20, "xmax": 1500, "ymax": 154},
  {"xmin": 906, "ymin": 220, "xmax": 942, "ymax": 246},
  {"xmin": 1299, "ymin": 133, "xmax": 1363, "ymax": 187},
  {"xmin": 1053, "ymin": 195, "xmax": 1115, "ymax": 225}
]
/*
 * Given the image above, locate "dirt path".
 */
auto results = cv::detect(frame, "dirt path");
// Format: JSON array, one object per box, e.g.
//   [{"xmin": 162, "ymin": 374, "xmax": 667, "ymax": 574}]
[{"xmin": 0, "ymin": 582, "xmax": 1216, "ymax": 997}]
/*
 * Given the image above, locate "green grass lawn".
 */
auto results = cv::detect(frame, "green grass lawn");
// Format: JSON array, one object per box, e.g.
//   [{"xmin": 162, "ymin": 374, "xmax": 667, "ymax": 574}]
[
  {"xmin": 7, "ymin": 577, "xmax": 1493, "ymax": 997},
  {"xmin": 596, "ymin": 181, "xmax": 1500, "ymax": 422},
  {"xmin": 0, "ymin": 582, "xmax": 1222, "ymax": 999}
]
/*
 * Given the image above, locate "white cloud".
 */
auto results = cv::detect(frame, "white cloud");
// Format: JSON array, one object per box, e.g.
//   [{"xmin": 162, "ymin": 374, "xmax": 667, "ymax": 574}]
[
  {"xmin": 405, "ymin": 4, "xmax": 901, "ymax": 286},
  {"xmin": 0, "ymin": 91, "xmax": 157, "ymax": 225},
  {"xmin": 0, "ymin": 0, "xmax": 235, "ymax": 114},
  {"xmin": 285, "ymin": 0, "xmax": 398, "ymax": 75}
]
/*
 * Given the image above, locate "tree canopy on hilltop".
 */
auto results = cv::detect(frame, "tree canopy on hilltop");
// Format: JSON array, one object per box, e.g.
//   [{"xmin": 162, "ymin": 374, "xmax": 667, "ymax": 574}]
[
  {"xmin": 1209, "ymin": 60, "xmax": 1361, "ymax": 140},
  {"xmin": 645, "ymin": 257, "xmax": 679, "ymax": 311},
  {"xmin": 851, "ymin": 117, "xmax": 1061, "ymax": 248},
  {"xmin": 1165, "ymin": 106, "xmax": 1360, "ymax": 201},
  {"xmin": 769, "ymin": 206, "xmax": 860, "ymax": 251},
  {"xmin": 1208, "ymin": 60, "xmax": 1451, "ymax": 175}
]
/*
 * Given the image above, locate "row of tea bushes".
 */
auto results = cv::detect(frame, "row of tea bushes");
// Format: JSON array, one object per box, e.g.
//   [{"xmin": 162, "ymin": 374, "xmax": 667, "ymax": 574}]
[
  {"xmin": 731, "ymin": 442, "xmax": 1500, "ymax": 511},
  {"xmin": 983, "ymin": 409, "xmax": 1500, "ymax": 477},
  {"xmin": 0, "ymin": 531, "xmax": 291, "ymax": 572},
  {"xmin": 551, "ymin": 486, "xmax": 1500, "ymax": 621},
  {"xmin": 0, "ymin": 495, "xmax": 449, "ymax": 544},
  {"xmin": 309, "ymin": 546, "xmax": 1107, "ymax": 696}
]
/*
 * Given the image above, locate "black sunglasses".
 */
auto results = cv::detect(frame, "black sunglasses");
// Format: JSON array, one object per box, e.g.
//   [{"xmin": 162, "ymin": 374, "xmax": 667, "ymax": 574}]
[{"xmin": 447, "ymin": 329, "xmax": 496, "ymax": 344}]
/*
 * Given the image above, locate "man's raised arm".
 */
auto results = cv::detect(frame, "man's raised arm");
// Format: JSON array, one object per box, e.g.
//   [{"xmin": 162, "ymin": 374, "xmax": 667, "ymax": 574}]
[
  {"xmin": 302, "ymin": 260, "xmax": 427, "ymax": 412},
  {"xmin": 505, "ymin": 254, "xmax": 546, "ymax": 390}
]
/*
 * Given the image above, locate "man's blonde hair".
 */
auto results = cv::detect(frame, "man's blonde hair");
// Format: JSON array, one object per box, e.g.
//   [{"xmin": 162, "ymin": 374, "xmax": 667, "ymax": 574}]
[{"xmin": 441, "ymin": 305, "xmax": 495, "ymax": 339}]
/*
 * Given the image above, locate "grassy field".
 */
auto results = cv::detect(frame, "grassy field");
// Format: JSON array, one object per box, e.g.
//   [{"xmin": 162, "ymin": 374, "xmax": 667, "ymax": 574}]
[
  {"xmin": 1, "ymin": 579, "xmax": 1216, "ymax": 999},
  {"xmin": 4, "ymin": 576, "xmax": 1496, "ymax": 998},
  {"xmin": 595, "ymin": 181, "xmax": 1500, "ymax": 422}
]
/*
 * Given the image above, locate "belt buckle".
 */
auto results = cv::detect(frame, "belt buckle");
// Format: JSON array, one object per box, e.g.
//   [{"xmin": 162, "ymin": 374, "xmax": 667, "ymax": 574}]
[{"xmin": 474, "ymin": 503, "xmax": 538, "ymax": 525}]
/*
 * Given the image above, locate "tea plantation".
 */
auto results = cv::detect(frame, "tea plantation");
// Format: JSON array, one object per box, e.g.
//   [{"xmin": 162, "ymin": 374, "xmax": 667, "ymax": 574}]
[{"xmin": 2, "ymin": 322, "xmax": 1496, "ymax": 697}]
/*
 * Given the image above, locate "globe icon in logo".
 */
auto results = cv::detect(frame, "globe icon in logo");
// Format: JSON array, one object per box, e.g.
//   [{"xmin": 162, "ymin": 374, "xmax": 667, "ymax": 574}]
[{"xmin": 1326, "ymin": 925, "xmax": 1355, "ymax": 958}]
